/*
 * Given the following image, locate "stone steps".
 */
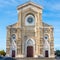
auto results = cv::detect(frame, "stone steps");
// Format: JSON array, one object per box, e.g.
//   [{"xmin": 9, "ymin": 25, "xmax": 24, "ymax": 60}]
[{"xmin": 16, "ymin": 58, "xmax": 56, "ymax": 60}]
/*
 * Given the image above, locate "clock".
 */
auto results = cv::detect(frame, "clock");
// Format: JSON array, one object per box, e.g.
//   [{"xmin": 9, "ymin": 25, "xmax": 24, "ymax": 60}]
[{"xmin": 27, "ymin": 17, "xmax": 33, "ymax": 23}]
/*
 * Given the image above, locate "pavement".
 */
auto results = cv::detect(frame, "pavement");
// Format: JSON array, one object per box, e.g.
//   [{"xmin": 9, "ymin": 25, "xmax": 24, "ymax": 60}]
[
  {"xmin": 16, "ymin": 57, "xmax": 56, "ymax": 60},
  {"xmin": 0, "ymin": 57, "xmax": 60, "ymax": 60}
]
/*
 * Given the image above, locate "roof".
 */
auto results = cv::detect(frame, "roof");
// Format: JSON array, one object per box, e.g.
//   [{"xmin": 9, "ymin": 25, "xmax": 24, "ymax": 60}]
[
  {"xmin": 7, "ymin": 22, "xmax": 18, "ymax": 28},
  {"xmin": 42, "ymin": 22, "xmax": 53, "ymax": 28},
  {"xmin": 17, "ymin": 1, "xmax": 43, "ymax": 10}
]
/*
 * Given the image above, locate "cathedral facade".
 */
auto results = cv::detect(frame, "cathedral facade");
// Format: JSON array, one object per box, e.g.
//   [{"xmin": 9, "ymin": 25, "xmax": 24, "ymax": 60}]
[{"xmin": 6, "ymin": 1, "xmax": 54, "ymax": 58}]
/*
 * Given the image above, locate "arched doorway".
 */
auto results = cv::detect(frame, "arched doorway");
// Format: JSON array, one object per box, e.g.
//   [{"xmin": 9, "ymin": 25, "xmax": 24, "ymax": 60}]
[
  {"xmin": 43, "ymin": 35, "xmax": 50, "ymax": 58},
  {"xmin": 26, "ymin": 39, "xmax": 35, "ymax": 57},
  {"xmin": 27, "ymin": 46, "xmax": 33, "ymax": 57},
  {"xmin": 10, "ymin": 38, "xmax": 17, "ymax": 57},
  {"xmin": 45, "ymin": 50, "xmax": 48, "ymax": 57},
  {"xmin": 12, "ymin": 50, "xmax": 15, "ymax": 57}
]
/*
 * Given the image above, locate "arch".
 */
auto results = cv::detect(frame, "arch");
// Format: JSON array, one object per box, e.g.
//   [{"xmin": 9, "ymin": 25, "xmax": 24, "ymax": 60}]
[
  {"xmin": 27, "ymin": 40, "xmax": 33, "ymax": 46},
  {"xmin": 25, "ymin": 13, "xmax": 35, "ymax": 18},
  {"xmin": 26, "ymin": 38, "xmax": 35, "ymax": 45},
  {"xmin": 10, "ymin": 39, "xmax": 17, "ymax": 57},
  {"xmin": 43, "ymin": 34, "xmax": 50, "ymax": 57},
  {"xmin": 25, "ymin": 38, "xmax": 35, "ymax": 57}
]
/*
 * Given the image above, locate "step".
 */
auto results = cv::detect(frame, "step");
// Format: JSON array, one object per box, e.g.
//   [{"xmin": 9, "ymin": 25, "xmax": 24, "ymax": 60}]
[{"xmin": 16, "ymin": 58, "xmax": 56, "ymax": 60}]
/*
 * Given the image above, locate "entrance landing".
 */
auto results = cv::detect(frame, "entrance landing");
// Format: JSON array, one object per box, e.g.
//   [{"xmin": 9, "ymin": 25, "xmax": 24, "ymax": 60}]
[{"xmin": 16, "ymin": 58, "xmax": 56, "ymax": 60}]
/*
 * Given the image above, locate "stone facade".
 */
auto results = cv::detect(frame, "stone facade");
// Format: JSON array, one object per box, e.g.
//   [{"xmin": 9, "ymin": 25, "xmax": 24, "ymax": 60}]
[{"xmin": 6, "ymin": 1, "xmax": 54, "ymax": 58}]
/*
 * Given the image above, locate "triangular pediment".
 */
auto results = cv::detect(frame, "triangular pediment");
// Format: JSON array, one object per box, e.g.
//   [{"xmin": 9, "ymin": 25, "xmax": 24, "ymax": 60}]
[
  {"xmin": 7, "ymin": 22, "xmax": 18, "ymax": 28},
  {"xmin": 43, "ymin": 22, "xmax": 52, "ymax": 27},
  {"xmin": 17, "ymin": 1, "xmax": 42, "ymax": 10}
]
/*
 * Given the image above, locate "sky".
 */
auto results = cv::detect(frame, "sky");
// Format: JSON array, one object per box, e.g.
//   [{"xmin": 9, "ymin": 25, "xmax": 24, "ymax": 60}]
[{"xmin": 0, "ymin": 0, "xmax": 60, "ymax": 51}]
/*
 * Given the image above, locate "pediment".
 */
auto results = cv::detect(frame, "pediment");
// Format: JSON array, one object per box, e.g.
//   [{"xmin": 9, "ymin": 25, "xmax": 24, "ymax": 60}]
[
  {"xmin": 7, "ymin": 22, "xmax": 18, "ymax": 28},
  {"xmin": 17, "ymin": 1, "xmax": 42, "ymax": 10},
  {"xmin": 43, "ymin": 22, "xmax": 52, "ymax": 27},
  {"xmin": 22, "ymin": 7, "xmax": 38, "ymax": 15}
]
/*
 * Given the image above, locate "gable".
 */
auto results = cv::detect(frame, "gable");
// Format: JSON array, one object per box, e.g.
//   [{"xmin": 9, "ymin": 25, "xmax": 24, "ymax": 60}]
[
  {"xmin": 7, "ymin": 22, "xmax": 18, "ymax": 28},
  {"xmin": 17, "ymin": 1, "xmax": 42, "ymax": 10}
]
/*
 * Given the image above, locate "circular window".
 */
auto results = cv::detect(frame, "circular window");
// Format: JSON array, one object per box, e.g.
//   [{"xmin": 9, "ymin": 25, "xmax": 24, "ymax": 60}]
[
  {"xmin": 44, "ymin": 35, "xmax": 48, "ymax": 40},
  {"xmin": 25, "ymin": 15, "xmax": 35, "ymax": 26},
  {"xmin": 11, "ymin": 34, "xmax": 16, "ymax": 40},
  {"xmin": 45, "ymin": 36, "xmax": 48, "ymax": 39},
  {"xmin": 27, "ymin": 17, "xmax": 33, "ymax": 23}
]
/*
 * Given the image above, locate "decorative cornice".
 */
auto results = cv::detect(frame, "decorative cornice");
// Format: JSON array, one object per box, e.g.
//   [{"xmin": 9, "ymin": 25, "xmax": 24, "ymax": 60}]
[{"xmin": 17, "ymin": 1, "xmax": 43, "ymax": 10}]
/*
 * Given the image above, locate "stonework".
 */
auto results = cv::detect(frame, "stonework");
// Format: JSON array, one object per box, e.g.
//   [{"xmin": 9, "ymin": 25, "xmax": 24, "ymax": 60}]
[{"xmin": 6, "ymin": 1, "xmax": 54, "ymax": 58}]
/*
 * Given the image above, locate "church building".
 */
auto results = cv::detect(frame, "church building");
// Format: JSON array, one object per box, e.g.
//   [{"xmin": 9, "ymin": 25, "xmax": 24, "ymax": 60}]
[{"xmin": 6, "ymin": 1, "xmax": 54, "ymax": 58}]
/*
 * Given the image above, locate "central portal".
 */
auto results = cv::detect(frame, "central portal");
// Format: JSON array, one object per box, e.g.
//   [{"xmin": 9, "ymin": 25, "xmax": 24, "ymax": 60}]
[
  {"xmin": 26, "ymin": 39, "xmax": 35, "ymax": 57},
  {"xmin": 27, "ymin": 46, "xmax": 33, "ymax": 57}
]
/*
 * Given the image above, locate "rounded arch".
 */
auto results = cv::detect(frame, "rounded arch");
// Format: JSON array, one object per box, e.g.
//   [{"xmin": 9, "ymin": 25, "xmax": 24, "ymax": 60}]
[
  {"xmin": 10, "ymin": 42, "xmax": 17, "ymax": 57},
  {"xmin": 10, "ymin": 34, "xmax": 17, "ymax": 57},
  {"xmin": 25, "ymin": 13, "xmax": 35, "ymax": 18},
  {"xmin": 43, "ymin": 34, "xmax": 50, "ymax": 57}
]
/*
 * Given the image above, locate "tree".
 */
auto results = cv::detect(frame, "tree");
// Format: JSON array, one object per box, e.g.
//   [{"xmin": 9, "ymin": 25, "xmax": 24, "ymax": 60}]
[
  {"xmin": 0, "ymin": 50, "xmax": 6, "ymax": 56},
  {"xmin": 55, "ymin": 50, "xmax": 60, "ymax": 56}
]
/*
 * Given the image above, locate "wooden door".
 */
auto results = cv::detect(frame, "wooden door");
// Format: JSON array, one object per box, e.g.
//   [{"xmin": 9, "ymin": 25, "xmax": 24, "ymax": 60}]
[
  {"xmin": 12, "ymin": 50, "xmax": 15, "ymax": 57},
  {"xmin": 45, "ymin": 50, "xmax": 48, "ymax": 57},
  {"xmin": 27, "ymin": 46, "xmax": 33, "ymax": 57}
]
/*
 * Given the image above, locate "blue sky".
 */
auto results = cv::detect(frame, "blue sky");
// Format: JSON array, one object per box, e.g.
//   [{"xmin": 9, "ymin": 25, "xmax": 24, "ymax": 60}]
[{"xmin": 0, "ymin": 0, "xmax": 60, "ymax": 51}]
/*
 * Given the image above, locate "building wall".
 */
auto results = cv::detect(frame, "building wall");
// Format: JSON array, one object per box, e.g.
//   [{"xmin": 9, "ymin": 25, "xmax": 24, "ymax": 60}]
[{"xmin": 6, "ymin": 2, "xmax": 54, "ymax": 58}]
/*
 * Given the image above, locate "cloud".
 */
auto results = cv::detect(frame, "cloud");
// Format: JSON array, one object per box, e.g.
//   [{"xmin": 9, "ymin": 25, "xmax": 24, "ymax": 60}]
[
  {"xmin": 55, "ymin": 44, "xmax": 60, "ymax": 50},
  {"xmin": 0, "ymin": 0, "xmax": 11, "ymax": 6},
  {"xmin": 4, "ymin": 10, "xmax": 17, "ymax": 15},
  {"xmin": 0, "ymin": 0, "xmax": 19, "ymax": 7},
  {"xmin": 41, "ymin": 0, "xmax": 60, "ymax": 12},
  {"xmin": 11, "ymin": 0, "xmax": 18, "ymax": 3},
  {"xmin": 51, "ymin": 3, "xmax": 60, "ymax": 11},
  {"xmin": 0, "ymin": 0, "xmax": 24, "ymax": 7},
  {"xmin": 43, "ymin": 13, "xmax": 60, "ymax": 18},
  {"xmin": 55, "ymin": 44, "xmax": 60, "ymax": 48}
]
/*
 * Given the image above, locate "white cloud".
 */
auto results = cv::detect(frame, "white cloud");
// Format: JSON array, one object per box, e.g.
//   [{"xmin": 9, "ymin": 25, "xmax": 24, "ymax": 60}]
[
  {"xmin": 10, "ymin": 0, "xmax": 19, "ymax": 5},
  {"xmin": 55, "ymin": 44, "xmax": 60, "ymax": 50},
  {"xmin": 41, "ymin": 0, "xmax": 60, "ymax": 12},
  {"xmin": 52, "ymin": 3, "xmax": 60, "ymax": 11},
  {"xmin": 55, "ymin": 44, "xmax": 60, "ymax": 48},
  {"xmin": 43, "ymin": 7, "xmax": 60, "ymax": 18},
  {"xmin": 0, "ymin": 0, "xmax": 19, "ymax": 7},
  {"xmin": 0, "ymin": 0, "xmax": 11, "ymax": 6}
]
